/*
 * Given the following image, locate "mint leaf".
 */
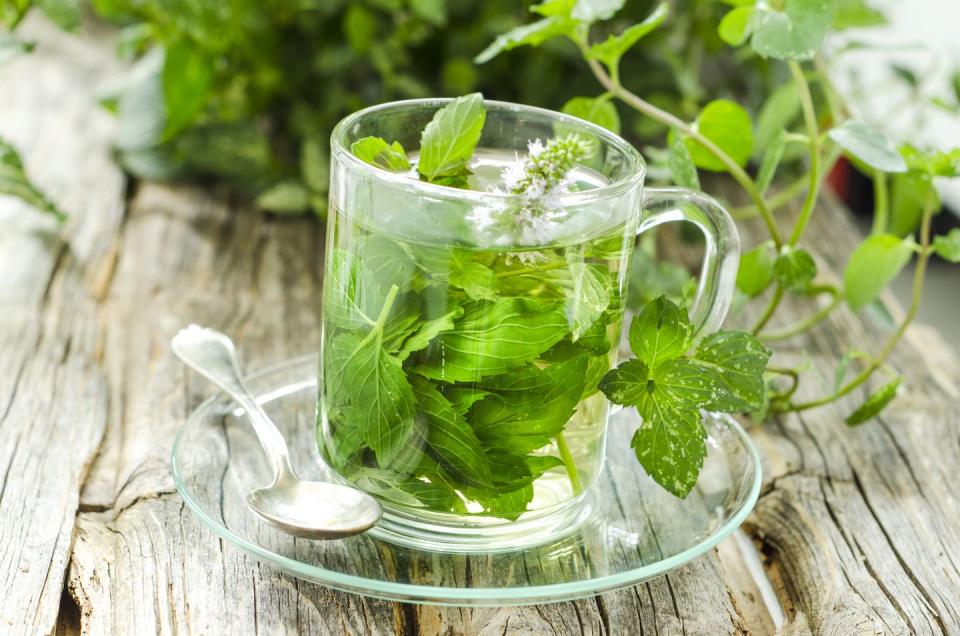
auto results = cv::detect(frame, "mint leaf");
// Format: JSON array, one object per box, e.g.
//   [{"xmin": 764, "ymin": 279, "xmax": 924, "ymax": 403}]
[
  {"xmin": 757, "ymin": 129, "xmax": 787, "ymax": 195},
  {"xmin": 572, "ymin": 0, "xmax": 626, "ymax": 22},
  {"xmin": 630, "ymin": 402, "xmax": 704, "ymax": 498},
  {"xmin": 326, "ymin": 331, "xmax": 416, "ymax": 466},
  {"xmin": 828, "ymin": 120, "xmax": 907, "ymax": 173},
  {"xmin": 442, "ymin": 386, "xmax": 491, "ymax": 416},
  {"xmin": 737, "ymin": 241, "xmax": 776, "ymax": 297},
  {"xmin": 751, "ymin": 0, "xmax": 833, "ymax": 61},
  {"xmin": 449, "ymin": 259, "xmax": 498, "ymax": 301},
  {"xmin": 901, "ymin": 146, "xmax": 960, "ymax": 178},
  {"xmin": 256, "ymin": 180, "xmax": 311, "ymax": 213},
  {"xmin": 600, "ymin": 358, "xmax": 714, "ymax": 498},
  {"xmin": 417, "ymin": 93, "xmax": 486, "ymax": 184},
  {"xmin": 396, "ymin": 305, "xmax": 462, "ymax": 361},
  {"xmin": 844, "ymin": 234, "xmax": 916, "ymax": 310},
  {"xmin": 756, "ymin": 83, "xmax": 801, "ymax": 156},
  {"xmin": 587, "ymin": 3, "xmax": 669, "ymax": 68},
  {"xmin": 846, "ymin": 377, "xmax": 901, "ymax": 425},
  {"xmin": 668, "ymin": 127, "xmax": 700, "ymax": 189},
  {"xmin": 561, "ymin": 96, "xmax": 621, "ymax": 133},
  {"xmin": 474, "ymin": 17, "xmax": 576, "ymax": 64},
  {"xmin": 362, "ymin": 235, "xmax": 422, "ymax": 294},
  {"xmin": 632, "ymin": 361, "xmax": 710, "ymax": 498},
  {"xmin": 0, "ymin": 138, "xmax": 65, "ymax": 222},
  {"xmin": 412, "ymin": 298, "xmax": 569, "ymax": 382},
  {"xmin": 327, "ymin": 415, "xmax": 367, "ymax": 469},
  {"xmin": 685, "ymin": 100, "xmax": 753, "ymax": 172},
  {"xmin": 162, "ymin": 41, "xmax": 211, "ymax": 139},
  {"xmin": 774, "ymin": 245, "xmax": 817, "ymax": 292},
  {"xmin": 933, "ymin": 229, "xmax": 960, "ymax": 262},
  {"xmin": 890, "ymin": 173, "xmax": 936, "ymax": 236},
  {"xmin": 693, "ymin": 331, "xmax": 772, "ymax": 412},
  {"xmin": 628, "ymin": 296, "xmax": 693, "ymax": 368},
  {"xmin": 471, "ymin": 354, "xmax": 588, "ymax": 454},
  {"xmin": 531, "ymin": 0, "xmax": 575, "ymax": 16},
  {"xmin": 564, "ymin": 262, "xmax": 612, "ymax": 341},
  {"xmin": 410, "ymin": 376, "xmax": 494, "ymax": 487},
  {"xmin": 833, "ymin": 0, "xmax": 886, "ymax": 29},
  {"xmin": 718, "ymin": 6, "xmax": 755, "ymax": 47},
  {"xmin": 350, "ymin": 137, "xmax": 412, "ymax": 172},
  {"xmin": 599, "ymin": 358, "xmax": 650, "ymax": 406}
]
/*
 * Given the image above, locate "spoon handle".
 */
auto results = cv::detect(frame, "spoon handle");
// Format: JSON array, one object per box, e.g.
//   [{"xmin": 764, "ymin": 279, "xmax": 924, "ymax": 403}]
[{"xmin": 172, "ymin": 325, "xmax": 295, "ymax": 483}]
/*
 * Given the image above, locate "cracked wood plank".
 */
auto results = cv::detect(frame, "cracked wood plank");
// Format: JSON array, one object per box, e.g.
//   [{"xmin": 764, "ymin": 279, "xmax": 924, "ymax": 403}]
[{"xmin": 0, "ymin": 15, "xmax": 124, "ymax": 636}]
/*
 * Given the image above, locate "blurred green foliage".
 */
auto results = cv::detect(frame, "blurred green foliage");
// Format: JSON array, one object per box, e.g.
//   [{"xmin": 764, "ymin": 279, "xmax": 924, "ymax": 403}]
[{"xmin": 82, "ymin": 0, "xmax": 768, "ymax": 214}]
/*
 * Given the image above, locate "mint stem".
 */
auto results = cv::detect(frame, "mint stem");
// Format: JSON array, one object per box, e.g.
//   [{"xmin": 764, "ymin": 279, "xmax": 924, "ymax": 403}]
[
  {"xmin": 360, "ymin": 284, "xmax": 400, "ymax": 350},
  {"xmin": 555, "ymin": 432, "xmax": 583, "ymax": 495}
]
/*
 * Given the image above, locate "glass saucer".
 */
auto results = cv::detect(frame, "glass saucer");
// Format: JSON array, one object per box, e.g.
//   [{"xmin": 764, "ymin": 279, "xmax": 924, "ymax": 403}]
[{"xmin": 171, "ymin": 355, "xmax": 761, "ymax": 606}]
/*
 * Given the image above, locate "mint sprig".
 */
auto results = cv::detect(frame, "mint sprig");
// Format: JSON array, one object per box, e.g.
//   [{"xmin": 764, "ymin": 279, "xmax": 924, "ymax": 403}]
[
  {"xmin": 417, "ymin": 92, "xmax": 486, "ymax": 186},
  {"xmin": 348, "ymin": 93, "xmax": 486, "ymax": 189},
  {"xmin": 600, "ymin": 297, "xmax": 771, "ymax": 497}
]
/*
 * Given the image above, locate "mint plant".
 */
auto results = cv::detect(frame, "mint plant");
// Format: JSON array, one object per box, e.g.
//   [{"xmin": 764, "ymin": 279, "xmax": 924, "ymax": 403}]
[
  {"xmin": 323, "ymin": 95, "xmax": 770, "ymax": 515},
  {"xmin": 477, "ymin": 0, "xmax": 960, "ymax": 426}
]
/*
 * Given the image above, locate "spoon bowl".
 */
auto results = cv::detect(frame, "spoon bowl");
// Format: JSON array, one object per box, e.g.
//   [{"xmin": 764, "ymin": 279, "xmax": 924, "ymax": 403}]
[
  {"xmin": 171, "ymin": 325, "xmax": 382, "ymax": 539},
  {"xmin": 246, "ymin": 480, "xmax": 382, "ymax": 539}
]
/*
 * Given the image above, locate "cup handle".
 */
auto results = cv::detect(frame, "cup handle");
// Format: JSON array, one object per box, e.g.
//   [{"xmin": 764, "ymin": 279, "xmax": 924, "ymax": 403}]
[{"xmin": 637, "ymin": 187, "xmax": 740, "ymax": 337}]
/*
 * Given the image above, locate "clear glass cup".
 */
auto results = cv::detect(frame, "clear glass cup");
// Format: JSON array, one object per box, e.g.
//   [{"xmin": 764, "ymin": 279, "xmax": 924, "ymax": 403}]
[{"xmin": 318, "ymin": 98, "xmax": 739, "ymax": 552}]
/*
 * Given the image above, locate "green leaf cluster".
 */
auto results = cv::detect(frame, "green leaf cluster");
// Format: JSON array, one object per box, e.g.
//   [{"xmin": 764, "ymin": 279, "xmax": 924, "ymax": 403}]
[
  {"xmin": 321, "ymin": 214, "xmax": 627, "ymax": 517},
  {"xmin": 600, "ymin": 297, "xmax": 770, "ymax": 497},
  {"xmin": 347, "ymin": 94, "xmax": 486, "ymax": 190}
]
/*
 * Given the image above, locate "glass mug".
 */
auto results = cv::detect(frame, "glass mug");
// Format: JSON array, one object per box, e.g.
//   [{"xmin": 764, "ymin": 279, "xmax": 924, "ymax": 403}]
[{"xmin": 318, "ymin": 99, "xmax": 739, "ymax": 552}]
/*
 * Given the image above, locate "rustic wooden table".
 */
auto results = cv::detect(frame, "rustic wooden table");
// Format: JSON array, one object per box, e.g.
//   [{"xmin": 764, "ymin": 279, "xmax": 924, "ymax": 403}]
[{"xmin": 3, "ymin": 22, "xmax": 959, "ymax": 635}]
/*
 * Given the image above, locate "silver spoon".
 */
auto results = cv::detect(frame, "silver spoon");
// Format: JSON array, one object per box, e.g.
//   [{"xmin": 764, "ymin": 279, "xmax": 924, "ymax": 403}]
[{"xmin": 171, "ymin": 325, "xmax": 382, "ymax": 539}]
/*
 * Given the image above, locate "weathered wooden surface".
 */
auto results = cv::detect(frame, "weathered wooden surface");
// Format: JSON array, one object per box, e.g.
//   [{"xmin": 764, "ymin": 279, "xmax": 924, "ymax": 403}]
[{"xmin": 2, "ymin": 17, "xmax": 959, "ymax": 635}]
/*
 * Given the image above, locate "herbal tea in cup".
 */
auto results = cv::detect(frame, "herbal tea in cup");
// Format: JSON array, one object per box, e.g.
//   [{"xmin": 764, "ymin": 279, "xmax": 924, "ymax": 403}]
[{"xmin": 318, "ymin": 95, "xmax": 754, "ymax": 551}]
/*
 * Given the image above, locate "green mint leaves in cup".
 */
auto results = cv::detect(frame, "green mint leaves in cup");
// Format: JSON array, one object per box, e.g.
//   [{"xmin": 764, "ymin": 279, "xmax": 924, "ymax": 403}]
[{"xmin": 326, "ymin": 95, "xmax": 766, "ymax": 523}]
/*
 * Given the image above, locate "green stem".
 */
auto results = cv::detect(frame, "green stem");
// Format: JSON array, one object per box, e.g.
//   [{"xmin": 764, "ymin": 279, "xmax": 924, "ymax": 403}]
[
  {"xmin": 814, "ymin": 55, "xmax": 845, "ymax": 124},
  {"xmin": 580, "ymin": 51, "xmax": 784, "ymax": 248},
  {"xmin": 758, "ymin": 285, "xmax": 841, "ymax": 341},
  {"xmin": 786, "ymin": 61, "xmax": 822, "ymax": 246},
  {"xmin": 872, "ymin": 171, "xmax": 889, "ymax": 234},
  {"xmin": 555, "ymin": 432, "xmax": 583, "ymax": 495},
  {"xmin": 749, "ymin": 62, "xmax": 824, "ymax": 336},
  {"xmin": 767, "ymin": 366, "xmax": 800, "ymax": 402},
  {"xmin": 494, "ymin": 260, "xmax": 567, "ymax": 278},
  {"xmin": 751, "ymin": 285, "xmax": 784, "ymax": 334},
  {"xmin": 786, "ymin": 192, "xmax": 937, "ymax": 412},
  {"xmin": 731, "ymin": 176, "xmax": 808, "ymax": 220},
  {"xmin": 359, "ymin": 284, "xmax": 399, "ymax": 349}
]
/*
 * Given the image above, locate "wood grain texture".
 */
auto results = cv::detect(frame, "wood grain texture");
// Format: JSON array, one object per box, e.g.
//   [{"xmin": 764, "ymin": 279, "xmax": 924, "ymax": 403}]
[
  {"xmin": 0, "ymin": 15, "xmax": 123, "ymax": 636},
  {"xmin": 2, "ymin": 14, "xmax": 959, "ymax": 636},
  {"xmin": 736, "ymin": 209, "xmax": 960, "ymax": 635}
]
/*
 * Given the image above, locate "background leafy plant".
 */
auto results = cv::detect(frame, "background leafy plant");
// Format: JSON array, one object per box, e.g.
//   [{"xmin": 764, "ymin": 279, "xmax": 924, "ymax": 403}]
[{"xmin": 2, "ymin": 0, "xmax": 775, "ymax": 218}]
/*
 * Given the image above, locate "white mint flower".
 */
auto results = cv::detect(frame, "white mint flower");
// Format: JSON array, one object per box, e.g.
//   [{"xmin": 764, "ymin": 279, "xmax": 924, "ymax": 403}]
[
  {"xmin": 470, "ymin": 134, "xmax": 591, "ymax": 246},
  {"xmin": 500, "ymin": 160, "xmax": 526, "ymax": 191}
]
